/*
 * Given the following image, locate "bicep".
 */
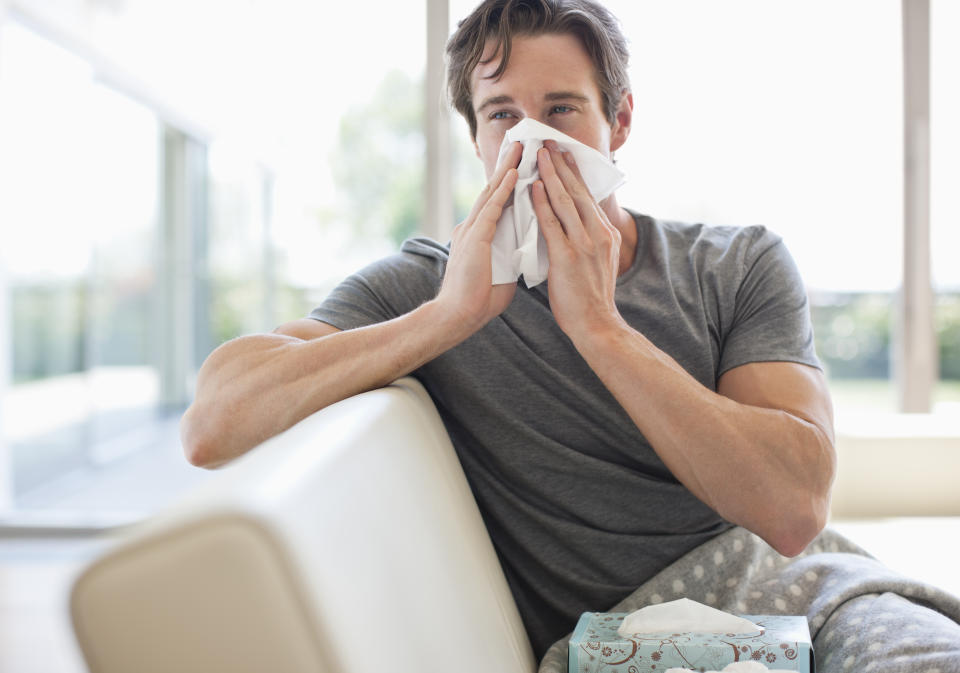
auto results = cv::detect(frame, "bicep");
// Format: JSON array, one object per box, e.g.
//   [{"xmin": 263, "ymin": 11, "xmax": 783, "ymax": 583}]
[
  {"xmin": 273, "ymin": 318, "xmax": 342, "ymax": 340},
  {"xmin": 196, "ymin": 319, "xmax": 340, "ymax": 388},
  {"xmin": 717, "ymin": 361, "xmax": 835, "ymax": 444}
]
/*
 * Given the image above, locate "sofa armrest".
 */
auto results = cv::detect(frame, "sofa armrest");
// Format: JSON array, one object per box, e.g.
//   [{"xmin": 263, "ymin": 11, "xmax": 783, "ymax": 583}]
[{"xmin": 71, "ymin": 377, "xmax": 536, "ymax": 673}]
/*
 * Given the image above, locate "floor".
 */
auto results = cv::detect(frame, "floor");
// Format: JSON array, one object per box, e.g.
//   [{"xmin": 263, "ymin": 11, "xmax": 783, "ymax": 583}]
[
  {"xmin": 0, "ymin": 426, "xmax": 216, "ymax": 673},
  {"xmin": 0, "ymin": 535, "xmax": 112, "ymax": 673}
]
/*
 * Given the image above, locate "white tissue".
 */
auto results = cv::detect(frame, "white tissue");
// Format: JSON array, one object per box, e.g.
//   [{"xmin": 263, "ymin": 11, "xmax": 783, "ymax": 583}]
[
  {"xmin": 617, "ymin": 598, "xmax": 761, "ymax": 637},
  {"xmin": 491, "ymin": 117, "xmax": 625, "ymax": 287},
  {"xmin": 666, "ymin": 663, "xmax": 790, "ymax": 673}
]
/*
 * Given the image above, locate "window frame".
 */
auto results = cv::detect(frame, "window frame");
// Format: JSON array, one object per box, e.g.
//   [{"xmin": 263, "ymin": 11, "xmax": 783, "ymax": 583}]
[{"xmin": 897, "ymin": 0, "xmax": 936, "ymax": 412}]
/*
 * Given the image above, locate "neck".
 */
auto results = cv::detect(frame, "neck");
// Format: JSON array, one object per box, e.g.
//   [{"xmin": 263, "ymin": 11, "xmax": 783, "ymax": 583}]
[{"xmin": 601, "ymin": 193, "xmax": 637, "ymax": 276}]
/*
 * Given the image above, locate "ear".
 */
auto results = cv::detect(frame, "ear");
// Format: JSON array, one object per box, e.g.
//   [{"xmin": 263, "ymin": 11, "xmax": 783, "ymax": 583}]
[{"xmin": 609, "ymin": 91, "xmax": 633, "ymax": 154}]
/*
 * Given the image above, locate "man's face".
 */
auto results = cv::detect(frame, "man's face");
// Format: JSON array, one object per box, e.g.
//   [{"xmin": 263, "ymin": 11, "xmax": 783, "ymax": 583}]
[{"xmin": 470, "ymin": 32, "xmax": 625, "ymax": 179}]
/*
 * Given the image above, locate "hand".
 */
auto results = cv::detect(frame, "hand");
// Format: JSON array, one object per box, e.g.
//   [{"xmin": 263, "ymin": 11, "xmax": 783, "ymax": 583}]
[
  {"xmin": 531, "ymin": 141, "xmax": 625, "ymax": 342},
  {"xmin": 435, "ymin": 140, "xmax": 522, "ymax": 335}
]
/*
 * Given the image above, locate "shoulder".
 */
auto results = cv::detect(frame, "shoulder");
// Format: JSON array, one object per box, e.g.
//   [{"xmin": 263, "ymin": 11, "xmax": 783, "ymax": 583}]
[
  {"xmin": 635, "ymin": 214, "xmax": 788, "ymax": 281},
  {"xmin": 308, "ymin": 236, "xmax": 451, "ymax": 329},
  {"xmin": 651, "ymin": 217, "xmax": 781, "ymax": 262},
  {"xmin": 351, "ymin": 236, "xmax": 450, "ymax": 286},
  {"xmin": 400, "ymin": 236, "xmax": 450, "ymax": 265}
]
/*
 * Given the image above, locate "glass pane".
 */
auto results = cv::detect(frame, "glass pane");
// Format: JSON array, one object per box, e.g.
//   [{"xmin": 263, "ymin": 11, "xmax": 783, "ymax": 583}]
[
  {"xmin": 266, "ymin": 4, "xmax": 428, "ymax": 322},
  {"xmin": 207, "ymin": 143, "xmax": 272, "ymax": 345},
  {"xmin": 84, "ymin": 83, "xmax": 162, "ymax": 462},
  {"xmin": 449, "ymin": 0, "xmax": 492, "ymax": 222},
  {"xmin": 599, "ymin": 0, "xmax": 903, "ymax": 414},
  {"xmin": 931, "ymin": 0, "xmax": 960, "ymax": 412},
  {"xmin": 1, "ymin": 0, "xmax": 430, "ymax": 520},
  {"xmin": 0, "ymin": 22, "xmax": 163, "ymax": 504}
]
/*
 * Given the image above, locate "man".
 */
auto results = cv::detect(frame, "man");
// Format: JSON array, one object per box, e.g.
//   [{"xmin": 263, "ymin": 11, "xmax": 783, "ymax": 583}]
[{"xmin": 181, "ymin": 0, "xmax": 836, "ymax": 659}]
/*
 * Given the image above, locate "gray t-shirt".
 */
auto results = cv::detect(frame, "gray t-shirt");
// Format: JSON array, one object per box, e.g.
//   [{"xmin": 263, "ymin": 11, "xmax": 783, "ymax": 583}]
[{"xmin": 309, "ymin": 211, "xmax": 820, "ymax": 659}]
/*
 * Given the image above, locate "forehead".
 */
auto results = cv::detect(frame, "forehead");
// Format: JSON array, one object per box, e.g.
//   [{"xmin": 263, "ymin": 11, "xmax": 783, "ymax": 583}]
[{"xmin": 470, "ymin": 32, "xmax": 600, "ymax": 105}]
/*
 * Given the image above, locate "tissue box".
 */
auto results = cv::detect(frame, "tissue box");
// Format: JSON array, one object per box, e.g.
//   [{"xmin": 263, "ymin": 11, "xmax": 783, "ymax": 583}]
[{"xmin": 569, "ymin": 612, "xmax": 813, "ymax": 673}]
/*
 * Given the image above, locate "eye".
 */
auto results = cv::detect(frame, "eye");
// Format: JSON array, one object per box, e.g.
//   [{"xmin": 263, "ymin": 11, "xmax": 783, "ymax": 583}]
[
  {"xmin": 490, "ymin": 110, "xmax": 514, "ymax": 120},
  {"xmin": 550, "ymin": 104, "xmax": 574, "ymax": 115}
]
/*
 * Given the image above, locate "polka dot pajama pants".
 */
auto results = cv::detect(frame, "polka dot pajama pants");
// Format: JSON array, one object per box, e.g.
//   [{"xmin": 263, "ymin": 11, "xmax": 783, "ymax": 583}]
[{"xmin": 540, "ymin": 527, "xmax": 960, "ymax": 672}]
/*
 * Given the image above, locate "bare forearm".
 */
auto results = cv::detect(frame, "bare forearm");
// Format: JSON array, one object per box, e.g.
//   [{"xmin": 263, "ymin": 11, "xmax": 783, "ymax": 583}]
[
  {"xmin": 573, "ymin": 322, "xmax": 835, "ymax": 556},
  {"xmin": 181, "ymin": 152, "xmax": 523, "ymax": 469},
  {"xmin": 181, "ymin": 300, "xmax": 469, "ymax": 468}
]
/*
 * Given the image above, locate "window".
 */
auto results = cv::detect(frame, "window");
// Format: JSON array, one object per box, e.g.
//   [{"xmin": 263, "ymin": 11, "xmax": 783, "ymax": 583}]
[
  {"xmin": 0, "ymin": 2, "xmax": 427, "ymax": 523},
  {"xmin": 0, "ymin": 22, "xmax": 166, "ymax": 506},
  {"xmin": 931, "ymin": 0, "xmax": 960, "ymax": 409},
  {"xmin": 601, "ymin": 0, "xmax": 955, "ymax": 416},
  {"xmin": 1, "ymin": 1, "xmax": 953, "ymax": 527},
  {"xmin": 255, "ymin": 3, "xmax": 429, "ymax": 316}
]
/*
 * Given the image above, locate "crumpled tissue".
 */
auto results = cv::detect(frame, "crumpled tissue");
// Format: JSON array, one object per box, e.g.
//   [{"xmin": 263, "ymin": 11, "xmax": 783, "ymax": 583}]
[
  {"xmin": 617, "ymin": 598, "xmax": 761, "ymax": 637},
  {"xmin": 491, "ymin": 117, "xmax": 625, "ymax": 287}
]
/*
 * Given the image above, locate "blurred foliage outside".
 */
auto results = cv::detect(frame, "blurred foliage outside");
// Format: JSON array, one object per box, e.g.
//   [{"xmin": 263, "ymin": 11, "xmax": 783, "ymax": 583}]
[
  {"xmin": 329, "ymin": 69, "xmax": 485, "ymax": 247},
  {"xmin": 13, "ymin": 276, "xmax": 960, "ymax": 395},
  {"xmin": 809, "ymin": 292, "xmax": 960, "ymax": 384}
]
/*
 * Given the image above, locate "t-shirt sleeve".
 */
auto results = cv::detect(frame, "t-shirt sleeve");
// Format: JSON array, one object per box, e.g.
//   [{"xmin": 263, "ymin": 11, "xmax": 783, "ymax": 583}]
[
  {"xmin": 308, "ymin": 238, "xmax": 448, "ymax": 331},
  {"xmin": 717, "ymin": 229, "xmax": 820, "ymax": 377}
]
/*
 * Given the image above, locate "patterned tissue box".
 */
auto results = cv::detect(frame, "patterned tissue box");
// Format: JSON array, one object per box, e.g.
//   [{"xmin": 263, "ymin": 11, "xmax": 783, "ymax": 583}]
[{"xmin": 569, "ymin": 612, "xmax": 814, "ymax": 673}]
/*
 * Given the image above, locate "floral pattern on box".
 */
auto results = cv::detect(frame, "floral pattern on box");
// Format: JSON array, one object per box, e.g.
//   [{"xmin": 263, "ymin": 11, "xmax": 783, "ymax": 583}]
[{"xmin": 569, "ymin": 613, "xmax": 812, "ymax": 673}]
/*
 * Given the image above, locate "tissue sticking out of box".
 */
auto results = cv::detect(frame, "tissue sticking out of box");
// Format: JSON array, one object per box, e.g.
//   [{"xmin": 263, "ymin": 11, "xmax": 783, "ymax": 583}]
[
  {"xmin": 617, "ymin": 598, "xmax": 762, "ymax": 637},
  {"xmin": 666, "ymin": 663, "xmax": 790, "ymax": 673}
]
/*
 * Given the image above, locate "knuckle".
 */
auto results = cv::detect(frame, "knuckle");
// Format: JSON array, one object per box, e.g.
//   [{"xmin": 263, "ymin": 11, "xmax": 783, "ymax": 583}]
[
  {"xmin": 541, "ymin": 212, "xmax": 560, "ymax": 230},
  {"xmin": 556, "ymin": 190, "xmax": 575, "ymax": 210}
]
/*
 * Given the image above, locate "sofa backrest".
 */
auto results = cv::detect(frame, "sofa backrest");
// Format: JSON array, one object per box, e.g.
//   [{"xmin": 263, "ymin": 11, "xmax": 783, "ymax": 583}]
[{"xmin": 71, "ymin": 378, "xmax": 537, "ymax": 673}]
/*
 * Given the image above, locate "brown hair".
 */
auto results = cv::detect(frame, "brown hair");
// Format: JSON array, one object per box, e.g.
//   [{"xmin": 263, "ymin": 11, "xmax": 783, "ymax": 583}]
[{"xmin": 446, "ymin": 0, "xmax": 631, "ymax": 139}]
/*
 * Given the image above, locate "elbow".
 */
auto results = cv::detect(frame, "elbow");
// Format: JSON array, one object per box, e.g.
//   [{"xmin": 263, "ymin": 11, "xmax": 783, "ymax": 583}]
[
  {"xmin": 180, "ymin": 404, "xmax": 225, "ymax": 470},
  {"xmin": 767, "ymin": 514, "xmax": 825, "ymax": 559},
  {"xmin": 765, "ymin": 490, "xmax": 832, "ymax": 558},
  {"xmin": 768, "ymin": 426, "xmax": 837, "ymax": 558}
]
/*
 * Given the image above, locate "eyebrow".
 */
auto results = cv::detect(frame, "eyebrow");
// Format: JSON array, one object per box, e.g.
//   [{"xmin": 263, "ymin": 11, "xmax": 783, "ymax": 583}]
[
  {"xmin": 475, "ymin": 91, "xmax": 591, "ymax": 114},
  {"xmin": 475, "ymin": 94, "xmax": 514, "ymax": 114}
]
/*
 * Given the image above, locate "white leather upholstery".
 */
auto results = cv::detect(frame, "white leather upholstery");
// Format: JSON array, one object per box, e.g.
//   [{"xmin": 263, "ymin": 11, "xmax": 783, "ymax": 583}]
[{"xmin": 71, "ymin": 378, "xmax": 537, "ymax": 673}]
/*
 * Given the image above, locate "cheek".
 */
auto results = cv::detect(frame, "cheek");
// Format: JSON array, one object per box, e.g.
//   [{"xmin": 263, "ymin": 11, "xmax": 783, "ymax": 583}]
[
  {"xmin": 476, "ymin": 133, "xmax": 504, "ymax": 179},
  {"xmin": 571, "ymin": 128, "xmax": 611, "ymax": 158}
]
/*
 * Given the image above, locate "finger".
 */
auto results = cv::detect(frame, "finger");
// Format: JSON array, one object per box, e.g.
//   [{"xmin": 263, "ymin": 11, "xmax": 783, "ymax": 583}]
[
  {"xmin": 551, "ymin": 148, "xmax": 599, "ymax": 218},
  {"xmin": 546, "ymin": 144, "xmax": 608, "ymax": 234},
  {"xmin": 489, "ymin": 141, "xmax": 523, "ymax": 196},
  {"xmin": 474, "ymin": 167, "xmax": 518, "ymax": 236},
  {"xmin": 531, "ymin": 178, "xmax": 567, "ymax": 252},
  {"xmin": 553, "ymin": 147, "xmax": 588, "ymax": 198},
  {"xmin": 536, "ymin": 145, "xmax": 590, "ymax": 244},
  {"xmin": 465, "ymin": 141, "xmax": 522, "ymax": 223},
  {"xmin": 501, "ymin": 138, "xmax": 523, "ymax": 170}
]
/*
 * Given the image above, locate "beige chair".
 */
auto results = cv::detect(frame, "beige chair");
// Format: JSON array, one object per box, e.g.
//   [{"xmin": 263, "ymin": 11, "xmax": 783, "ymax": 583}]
[{"xmin": 70, "ymin": 378, "xmax": 536, "ymax": 673}]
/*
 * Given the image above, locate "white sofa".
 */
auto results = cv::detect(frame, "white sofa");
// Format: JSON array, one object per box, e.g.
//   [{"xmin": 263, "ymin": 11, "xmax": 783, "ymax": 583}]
[{"xmin": 70, "ymin": 378, "xmax": 537, "ymax": 673}]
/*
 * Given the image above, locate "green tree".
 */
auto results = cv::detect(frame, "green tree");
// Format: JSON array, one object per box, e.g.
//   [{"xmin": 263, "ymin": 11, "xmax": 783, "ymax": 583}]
[
  {"xmin": 937, "ymin": 293, "xmax": 960, "ymax": 380},
  {"xmin": 330, "ymin": 70, "xmax": 487, "ymax": 244},
  {"xmin": 332, "ymin": 70, "xmax": 425, "ymax": 244}
]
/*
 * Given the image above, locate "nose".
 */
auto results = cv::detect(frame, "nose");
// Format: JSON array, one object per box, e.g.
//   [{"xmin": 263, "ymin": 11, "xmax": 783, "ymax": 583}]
[{"xmin": 525, "ymin": 114, "xmax": 551, "ymax": 128}]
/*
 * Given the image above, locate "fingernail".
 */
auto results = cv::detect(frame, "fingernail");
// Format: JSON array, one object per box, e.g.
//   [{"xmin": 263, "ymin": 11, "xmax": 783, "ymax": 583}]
[{"xmin": 562, "ymin": 150, "xmax": 575, "ymax": 165}]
